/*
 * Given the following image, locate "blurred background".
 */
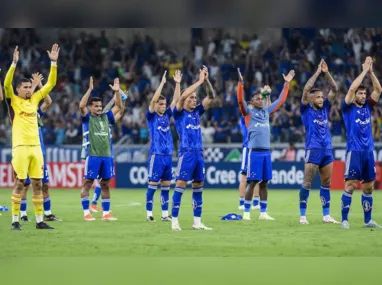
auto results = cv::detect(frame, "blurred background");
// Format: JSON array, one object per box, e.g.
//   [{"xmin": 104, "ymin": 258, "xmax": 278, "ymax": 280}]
[{"xmin": 1, "ymin": 28, "xmax": 382, "ymax": 189}]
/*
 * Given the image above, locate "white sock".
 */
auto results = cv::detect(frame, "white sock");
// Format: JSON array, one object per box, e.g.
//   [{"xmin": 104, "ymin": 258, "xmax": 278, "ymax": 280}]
[
  {"xmin": 162, "ymin": 210, "xmax": 168, "ymax": 217},
  {"xmin": 194, "ymin": 217, "xmax": 201, "ymax": 225},
  {"xmin": 103, "ymin": 211, "xmax": 110, "ymax": 216},
  {"xmin": 12, "ymin": 215, "xmax": 19, "ymax": 223},
  {"xmin": 323, "ymin": 215, "xmax": 330, "ymax": 219},
  {"xmin": 36, "ymin": 215, "xmax": 43, "ymax": 223},
  {"xmin": 44, "ymin": 210, "xmax": 52, "ymax": 216},
  {"xmin": 147, "ymin": 211, "xmax": 153, "ymax": 217},
  {"xmin": 84, "ymin": 210, "xmax": 90, "ymax": 216},
  {"xmin": 20, "ymin": 211, "xmax": 27, "ymax": 217},
  {"xmin": 172, "ymin": 217, "xmax": 178, "ymax": 224}
]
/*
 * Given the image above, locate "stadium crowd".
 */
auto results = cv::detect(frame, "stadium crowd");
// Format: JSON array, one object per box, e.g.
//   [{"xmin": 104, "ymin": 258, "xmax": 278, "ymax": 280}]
[{"xmin": 1, "ymin": 28, "xmax": 382, "ymax": 147}]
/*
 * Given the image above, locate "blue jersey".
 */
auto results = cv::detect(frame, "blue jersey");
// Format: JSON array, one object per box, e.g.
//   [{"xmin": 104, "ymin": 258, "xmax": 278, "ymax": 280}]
[
  {"xmin": 342, "ymin": 99, "xmax": 375, "ymax": 152},
  {"xmin": 173, "ymin": 104, "xmax": 205, "ymax": 152},
  {"xmin": 37, "ymin": 108, "xmax": 46, "ymax": 156},
  {"xmin": 240, "ymin": 116, "xmax": 248, "ymax": 148},
  {"xmin": 301, "ymin": 99, "xmax": 332, "ymax": 149},
  {"xmin": 146, "ymin": 107, "xmax": 174, "ymax": 155}
]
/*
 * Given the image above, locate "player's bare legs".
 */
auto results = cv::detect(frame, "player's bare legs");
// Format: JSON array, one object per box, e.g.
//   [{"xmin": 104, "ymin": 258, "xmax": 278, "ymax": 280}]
[
  {"xmin": 11, "ymin": 177, "xmax": 25, "ymax": 229},
  {"xmin": 100, "ymin": 179, "xmax": 116, "ymax": 220},
  {"xmin": 238, "ymin": 174, "xmax": 246, "ymax": 210},
  {"xmin": 299, "ymin": 163, "xmax": 318, "ymax": 224},
  {"xmin": 81, "ymin": 178, "xmax": 95, "ymax": 220},
  {"xmin": 253, "ymin": 183, "xmax": 260, "ymax": 210},
  {"xmin": 319, "ymin": 162, "xmax": 339, "ymax": 223}
]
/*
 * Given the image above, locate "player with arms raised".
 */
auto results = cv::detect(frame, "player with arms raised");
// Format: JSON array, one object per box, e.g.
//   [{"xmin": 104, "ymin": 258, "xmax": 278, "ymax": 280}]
[
  {"xmin": 20, "ymin": 73, "xmax": 62, "ymax": 222},
  {"xmin": 237, "ymin": 68, "xmax": 295, "ymax": 221},
  {"xmin": 145, "ymin": 70, "xmax": 182, "ymax": 222},
  {"xmin": 171, "ymin": 66, "xmax": 215, "ymax": 231},
  {"xmin": 5, "ymin": 44, "xmax": 59, "ymax": 230},
  {"xmin": 298, "ymin": 59, "xmax": 340, "ymax": 224},
  {"xmin": 79, "ymin": 77, "xmax": 122, "ymax": 221},
  {"xmin": 341, "ymin": 57, "xmax": 382, "ymax": 229}
]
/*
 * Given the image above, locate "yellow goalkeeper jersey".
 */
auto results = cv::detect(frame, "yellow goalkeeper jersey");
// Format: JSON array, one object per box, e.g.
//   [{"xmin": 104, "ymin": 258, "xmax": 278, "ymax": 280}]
[{"xmin": 4, "ymin": 63, "xmax": 57, "ymax": 148}]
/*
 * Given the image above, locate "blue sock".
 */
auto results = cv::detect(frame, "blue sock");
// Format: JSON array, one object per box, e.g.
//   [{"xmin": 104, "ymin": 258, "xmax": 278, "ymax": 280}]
[
  {"xmin": 253, "ymin": 196, "xmax": 259, "ymax": 207},
  {"xmin": 146, "ymin": 184, "xmax": 157, "ymax": 212},
  {"xmin": 192, "ymin": 187, "xmax": 203, "ymax": 218},
  {"xmin": 81, "ymin": 197, "xmax": 90, "ymax": 211},
  {"xmin": 260, "ymin": 200, "xmax": 267, "ymax": 213},
  {"xmin": 320, "ymin": 185, "xmax": 331, "ymax": 217},
  {"xmin": 161, "ymin": 186, "xmax": 170, "ymax": 211},
  {"xmin": 362, "ymin": 193, "xmax": 373, "ymax": 223},
  {"xmin": 20, "ymin": 198, "xmax": 27, "ymax": 212},
  {"xmin": 92, "ymin": 186, "xmax": 102, "ymax": 205},
  {"xmin": 239, "ymin": 196, "xmax": 244, "ymax": 207},
  {"xmin": 341, "ymin": 191, "xmax": 352, "ymax": 222},
  {"xmin": 244, "ymin": 200, "xmax": 251, "ymax": 213},
  {"xmin": 102, "ymin": 198, "xmax": 111, "ymax": 212},
  {"xmin": 43, "ymin": 196, "xmax": 51, "ymax": 212},
  {"xmin": 299, "ymin": 186, "xmax": 310, "ymax": 217},
  {"xmin": 172, "ymin": 187, "xmax": 185, "ymax": 218}
]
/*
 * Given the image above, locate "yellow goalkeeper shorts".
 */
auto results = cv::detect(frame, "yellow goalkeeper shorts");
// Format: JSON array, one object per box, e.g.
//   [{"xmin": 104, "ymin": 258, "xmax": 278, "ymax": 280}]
[{"xmin": 12, "ymin": 145, "xmax": 44, "ymax": 180}]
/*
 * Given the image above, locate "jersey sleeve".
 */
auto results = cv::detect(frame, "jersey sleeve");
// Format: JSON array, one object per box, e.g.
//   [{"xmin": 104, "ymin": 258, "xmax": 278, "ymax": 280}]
[
  {"xmin": 173, "ymin": 107, "xmax": 183, "ymax": 119},
  {"xmin": 196, "ymin": 104, "xmax": 205, "ymax": 116},
  {"xmin": 300, "ymin": 102, "xmax": 309, "ymax": 114},
  {"xmin": 4, "ymin": 65, "xmax": 16, "ymax": 99},
  {"xmin": 38, "ymin": 108, "xmax": 45, "ymax": 117},
  {"xmin": 81, "ymin": 113, "xmax": 90, "ymax": 123},
  {"xmin": 105, "ymin": 110, "xmax": 116, "ymax": 125},
  {"xmin": 146, "ymin": 109, "xmax": 155, "ymax": 121},
  {"xmin": 341, "ymin": 100, "xmax": 352, "ymax": 113},
  {"xmin": 165, "ymin": 107, "xmax": 173, "ymax": 118},
  {"xmin": 33, "ymin": 63, "xmax": 57, "ymax": 102}
]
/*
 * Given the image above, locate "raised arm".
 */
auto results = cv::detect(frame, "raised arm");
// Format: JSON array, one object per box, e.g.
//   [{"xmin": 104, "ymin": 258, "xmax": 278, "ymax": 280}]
[
  {"xmin": 36, "ymin": 44, "xmax": 59, "ymax": 100},
  {"xmin": 110, "ymin": 78, "xmax": 122, "ymax": 117},
  {"xmin": 170, "ymin": 69, "xmax": 182, "ymax": 110},
  {"xmin": 79, "ymin": 77, "xmax": 94, "ymax": 116},
  {"xmin": 114, "ymin": 101, "xmax": 126, "ymax": 121},
  {"xmin": 176, "ymin": 69, "xmax": 205, "ymax": 111},
  {"xmin": 0, "ymin": 78, "xmax": 3, "ymax": 102},
  {"xmin": 321, "ymin": 60, "xmax": 339, "ymax": 104},
  {"xmin": 103, "ymin": 88, "xmax": 128, "ymax": 112},
  {"xmin": 40, "ymin": 95, "xmax": 52, "ymax": 113},
  {"xmin": 369, "ymin": 60, "xmax": 382, "ymax": 103},
  {"xmin": 4, "ymin": 46, "xmax": 19, "ymax": 99},
  {"xmin": 268, "ymin": 70, "xmax": 295, "ymax": 113},
  {"xmin": 202, "ymin": 66, "xmax": 216, "ymax": 110},
  {"xmin": 237, "ymin": 68, "xmax": 249, "ymax": 116},
  {"xmin": 345, "ymin": 57, "xmax": 372, "ymax": 104},
  {"xmin": 302, "ymin": 61, "xmax": 322, "ymax": 105},
  {"xmin": 149, "ymin": 71, "xmax": 167, "ymax": 113}
]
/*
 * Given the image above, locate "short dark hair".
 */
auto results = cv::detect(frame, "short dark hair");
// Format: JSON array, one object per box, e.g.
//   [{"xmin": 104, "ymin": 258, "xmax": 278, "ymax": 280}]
[
  {"xmin": 309, "ymin": 88, "xmax": 321, "ymax": 95},
  {"xmin": 157, "ymin": 95, "xmax": 166, "ymax": 102},
  {"xmin": 356, "ymin": 84, "xmax": 367, "ymax": 94},
  {"xmin": 251, "ymin": 91, "xmax": 261, "ymax": 98},
  {"xmin": 16, "ymin": 78, "xmax": 31, "ymax": 88},
  {"xmin": 88, "ymin": 97, "xmax": 102, "ymax": 106}
]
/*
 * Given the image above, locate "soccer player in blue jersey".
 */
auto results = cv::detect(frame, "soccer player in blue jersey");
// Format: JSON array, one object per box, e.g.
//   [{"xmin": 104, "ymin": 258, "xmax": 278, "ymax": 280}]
[
  {"xmin": 238, "ymin": 89, "xmax": 271, "ymax": 211},
  {"xmin": 171, "ymin": 66, "xmax": 215, "ymax": 231},
  {"xmin": 145, "ymin": 70, "xmax": 182, "ymax": 222},
  {"xmin": 298, "ymin": 59, "xmax": 340, "ymax": 225},
  {"xmin": 20, "ymin": 73, "xmax": 62, "ymax": 222},
  {"xmin": 79, "ymin": 77, "xmax": 122, "ymax": 221},
  {"xmin": 89, "ymin": 90, "xmax": 127, "ymax": 213},
  {"xmin": 237, "ymin": 68, "xmax": 295, "ymax": 221},
  {"xmin": 341, "ymin": 56, "xmax": 382, "ymax": 229}
]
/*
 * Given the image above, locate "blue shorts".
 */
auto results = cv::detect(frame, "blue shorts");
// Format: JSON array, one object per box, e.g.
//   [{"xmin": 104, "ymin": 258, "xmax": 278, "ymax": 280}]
[
  {"xmin": 24, "ymin": 157, "xmax": 49, "ymax": 185},
  {"xmin": 84, "ymin": 156, "xmax": 114, "ymax": 180},
  {"xmin": 305, "ymin": 149, "xmax": 334, "ymax": 168},
  {"xmin": 240, "ymin": 147, "xmax": 249, "ymax": 175},
  {"xmin": 345, "ymin": 150, "xmax": 376, "ymax": 182},
  {"xmin": 247, "ymin": 149, "xmax": 272, "ymax": 182},
  {"xmin": 147, "ymin": 154, "xmax": 173, "ymax": 182},
  {"xmin": 176, "ymin": 150, "xmax": 205, "ymax": 182}
]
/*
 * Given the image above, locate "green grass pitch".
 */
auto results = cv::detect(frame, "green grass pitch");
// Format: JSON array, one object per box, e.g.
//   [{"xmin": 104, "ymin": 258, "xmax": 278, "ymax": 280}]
[{"xmin": 1, "ymin": 189, "xmax": 382, "ymax": 257}]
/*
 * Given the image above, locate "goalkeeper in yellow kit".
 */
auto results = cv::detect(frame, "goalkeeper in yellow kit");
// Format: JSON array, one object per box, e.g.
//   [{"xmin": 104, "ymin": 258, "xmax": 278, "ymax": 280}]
[{"xmin": 5, "ymin": 44, "xmax": 59, "ymax": 230}]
